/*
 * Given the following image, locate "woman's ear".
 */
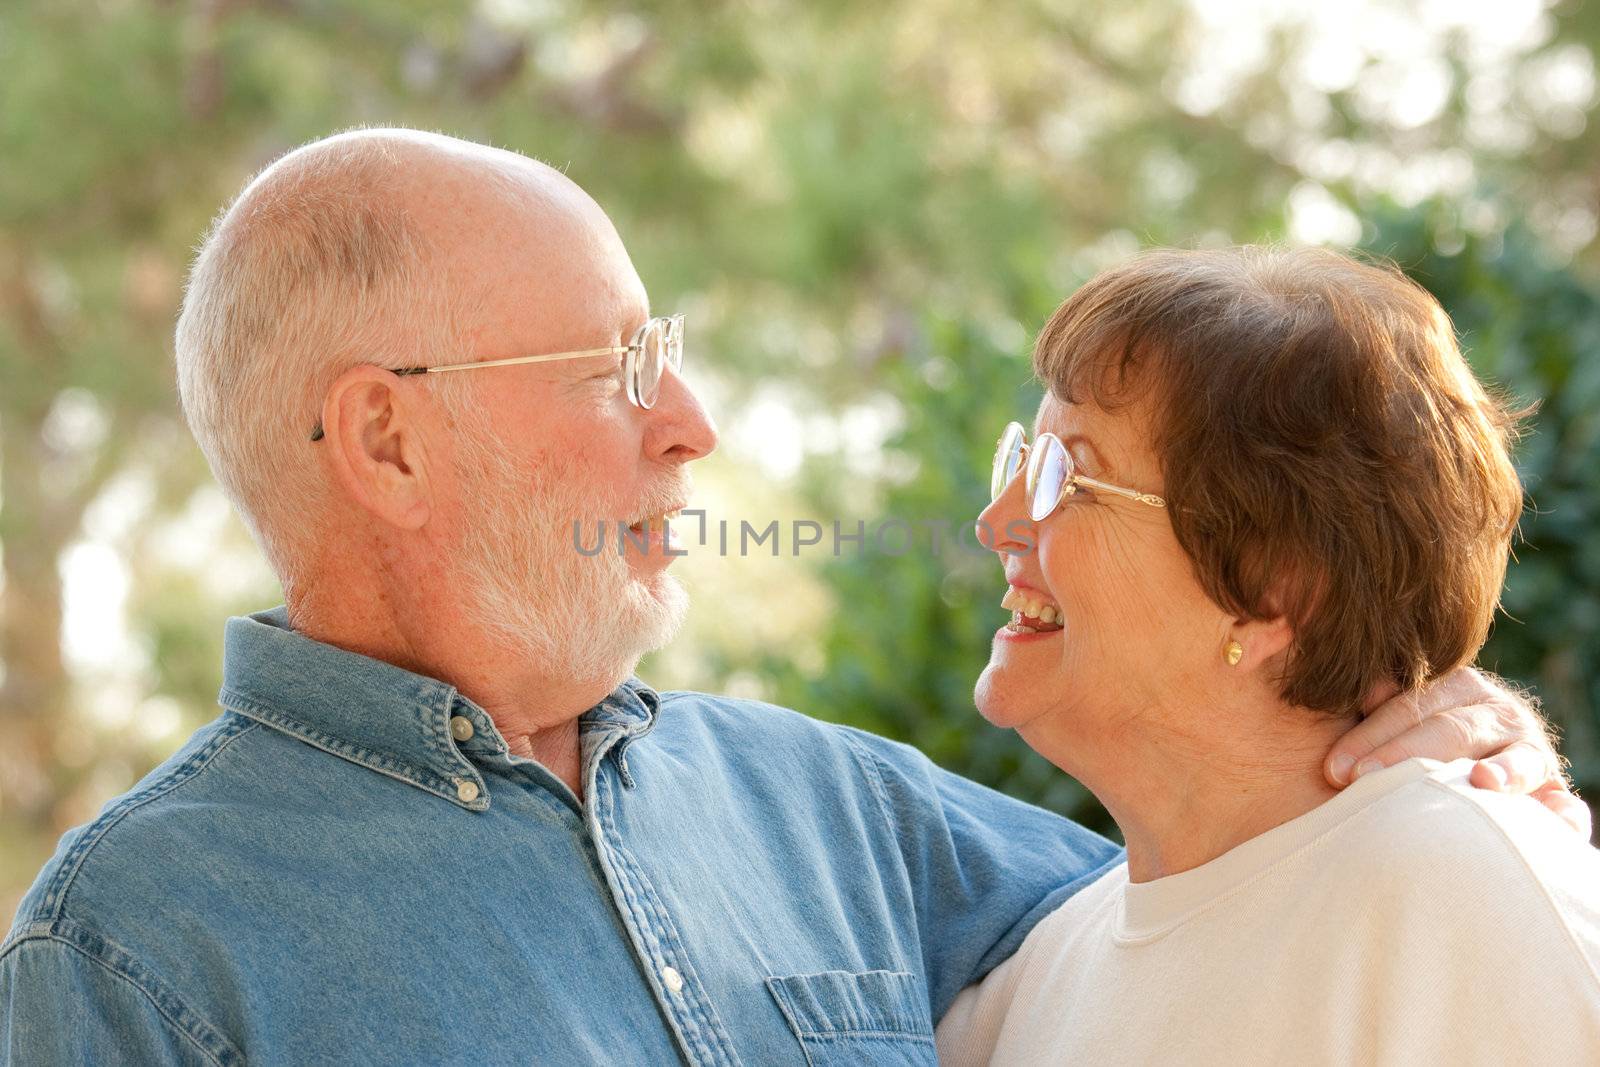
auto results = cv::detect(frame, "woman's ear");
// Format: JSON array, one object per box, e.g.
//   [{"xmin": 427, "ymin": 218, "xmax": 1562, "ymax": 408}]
[
  {"xmin": 1223, "ymin": 584, "xmax": 1296, "ymax": 671},
  {"xmin": 1216, "ymin": 566, "xmax": 1305, "ymax": 668},
  {"xmin": 318, "ymin": 365, "xmax": 433, "ymax": 531},
  {"xmin": 1225, "ymin": 613, "xmax": 1295, "ymax": 670}
]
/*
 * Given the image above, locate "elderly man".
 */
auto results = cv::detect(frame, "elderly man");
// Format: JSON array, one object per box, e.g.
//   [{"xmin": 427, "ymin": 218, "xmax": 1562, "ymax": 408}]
[{"xmin": 0, "ymin": 130, "xmax": 1582, "ymax": 1065}]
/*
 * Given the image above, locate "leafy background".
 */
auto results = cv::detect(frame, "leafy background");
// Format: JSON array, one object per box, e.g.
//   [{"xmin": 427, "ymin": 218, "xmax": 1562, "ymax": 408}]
[{"xmin": 3, "ymin": 0, "xmax": 1598, "ymax": 919}]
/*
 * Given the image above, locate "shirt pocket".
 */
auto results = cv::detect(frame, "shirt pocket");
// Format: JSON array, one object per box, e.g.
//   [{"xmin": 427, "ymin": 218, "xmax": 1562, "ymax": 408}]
[{"xmin": 764, "ymin": 969, "xmax": 936, "ymax": 1066}]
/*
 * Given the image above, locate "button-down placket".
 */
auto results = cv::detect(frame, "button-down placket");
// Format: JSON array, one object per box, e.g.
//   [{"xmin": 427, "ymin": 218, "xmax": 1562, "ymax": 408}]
[
  {"xmin": 442, "ymin": 681, "xmax": 738, "ymax": 1065},
  {"xmin": 580, "ymin": 685, "xmax": 743, "ymax": 1067}
]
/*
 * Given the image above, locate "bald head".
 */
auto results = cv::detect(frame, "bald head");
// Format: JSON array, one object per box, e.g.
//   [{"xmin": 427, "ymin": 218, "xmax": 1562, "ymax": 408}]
[
  {"xmin": 345, "ymin": 131, "xmax": 649, "ymax": 377},
  {"xmin": 174, "ymin": 128, "xmax": 642, "ymax": 598}
]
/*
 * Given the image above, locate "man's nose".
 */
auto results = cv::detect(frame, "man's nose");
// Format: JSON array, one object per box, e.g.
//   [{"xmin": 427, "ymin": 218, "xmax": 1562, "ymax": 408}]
[{"xmin": 645, "ymin": 366, "xmax": 719, "ymax": 464}]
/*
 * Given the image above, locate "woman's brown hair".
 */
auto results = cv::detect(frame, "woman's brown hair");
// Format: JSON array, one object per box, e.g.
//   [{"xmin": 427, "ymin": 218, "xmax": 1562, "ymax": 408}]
[{"xmin": 1034, "ymin": 246, "xmax": 1525, "ymax": 714}]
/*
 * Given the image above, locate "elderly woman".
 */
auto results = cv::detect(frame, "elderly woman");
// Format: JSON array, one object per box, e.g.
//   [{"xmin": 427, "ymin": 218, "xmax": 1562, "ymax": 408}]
[{"xmin": 937, "ymin": 247, "xmax": 1600, "ymax": 1064}]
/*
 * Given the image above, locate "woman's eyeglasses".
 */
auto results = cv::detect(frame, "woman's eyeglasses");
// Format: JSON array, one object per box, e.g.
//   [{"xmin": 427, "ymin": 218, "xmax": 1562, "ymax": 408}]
[{"xmin": 991, "ymin": 421, "xmax": 1167, "ymax": 521}]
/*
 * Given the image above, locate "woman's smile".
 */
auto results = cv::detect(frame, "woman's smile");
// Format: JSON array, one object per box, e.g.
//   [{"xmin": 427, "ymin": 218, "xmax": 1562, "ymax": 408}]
[{"xmin": 1000, "ymin": 583, "xmax": 1065, "ymax": 636}]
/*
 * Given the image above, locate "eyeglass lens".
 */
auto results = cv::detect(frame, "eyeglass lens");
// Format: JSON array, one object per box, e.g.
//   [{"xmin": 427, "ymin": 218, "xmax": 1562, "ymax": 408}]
[
  {"xmin": 991, "ymin": 423, "xmax": 1026, "ymax": 501},
  {"xmin": 628, "ymin": 316, "xmax": 684, "ymax": 409},
  {"xmin": 1025, "ymin": 434, "xmax": 1072, "ymax": 522}
]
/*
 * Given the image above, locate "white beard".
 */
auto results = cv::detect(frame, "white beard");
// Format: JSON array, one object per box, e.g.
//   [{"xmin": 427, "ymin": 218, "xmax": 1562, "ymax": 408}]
[{"xmin": 449, "ymin": 424, "xmax": 688, "ymax": 690}]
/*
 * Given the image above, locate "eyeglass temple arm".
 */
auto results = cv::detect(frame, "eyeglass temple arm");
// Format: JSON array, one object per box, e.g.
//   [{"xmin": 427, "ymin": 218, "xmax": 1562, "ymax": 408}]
[
  {"xmin": 315, "ymin": 335, "xmax": 665, "ymax": 435},
  {"xmin": 394, "ymin": 346, "xmax": 630, "ymax": 375},
  {"xmin": 311, "ymin": 347, "xmax": 633, "ymax": 439},
  {"xmin": 1073, "ymin": 474, "xmax": 1166, "ymax": 508}
]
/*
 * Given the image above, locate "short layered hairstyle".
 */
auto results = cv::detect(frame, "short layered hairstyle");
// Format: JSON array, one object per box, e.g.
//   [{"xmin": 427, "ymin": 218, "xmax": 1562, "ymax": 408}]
[{"xmin": 1034, "ymin": 246, "xmax": 1525, "ymax": 714}]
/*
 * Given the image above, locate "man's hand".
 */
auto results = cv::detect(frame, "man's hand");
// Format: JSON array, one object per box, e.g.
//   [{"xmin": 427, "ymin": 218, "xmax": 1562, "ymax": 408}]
[{"xmin": 1325, "ymin": 667, "xmax": 1591, "ymax": 840}]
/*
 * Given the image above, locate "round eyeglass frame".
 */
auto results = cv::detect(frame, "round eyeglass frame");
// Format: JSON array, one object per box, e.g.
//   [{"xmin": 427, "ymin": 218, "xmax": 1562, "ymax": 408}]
[{"xmin": 622, "ymin": 313, "xmax": 684, "ymax": 409}]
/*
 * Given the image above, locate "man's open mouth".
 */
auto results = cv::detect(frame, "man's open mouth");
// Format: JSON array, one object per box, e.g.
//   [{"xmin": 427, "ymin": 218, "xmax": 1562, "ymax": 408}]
[
  {"xmin": 1001, "ymin": 587, "xmax": 1064, "ymax": 634},
  {"xmin": 627, "ymin": 508, "xmax": 683, "ymax": 536}
]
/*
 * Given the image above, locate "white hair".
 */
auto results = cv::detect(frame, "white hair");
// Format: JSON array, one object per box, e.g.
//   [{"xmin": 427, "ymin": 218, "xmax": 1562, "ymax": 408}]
[
  {"xmin": 449, "ymin": 411, "xmax": 689, "ymax": 687},
  {"xmin": 173, "ymin": 130, "xmax": 473, "ymax": 600}
]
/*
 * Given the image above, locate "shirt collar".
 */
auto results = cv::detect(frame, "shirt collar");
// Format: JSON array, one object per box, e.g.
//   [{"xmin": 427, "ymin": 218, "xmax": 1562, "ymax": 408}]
[{"xmin": 217, "ymin": 605, "xmax": 661, "ymax": 809}]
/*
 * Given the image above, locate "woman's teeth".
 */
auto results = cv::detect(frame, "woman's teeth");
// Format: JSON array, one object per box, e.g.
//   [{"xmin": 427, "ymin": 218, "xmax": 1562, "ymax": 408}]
[{"xmin": 1001, "ymin": 587, "xmax": 1064, "ymax": 632}]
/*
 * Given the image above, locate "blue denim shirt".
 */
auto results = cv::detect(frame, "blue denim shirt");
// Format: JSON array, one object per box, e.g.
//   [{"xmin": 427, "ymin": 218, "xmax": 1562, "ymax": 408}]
[{"xmin": 1, "ymin": 606, "xmax": 1121, "ymax": 1065}]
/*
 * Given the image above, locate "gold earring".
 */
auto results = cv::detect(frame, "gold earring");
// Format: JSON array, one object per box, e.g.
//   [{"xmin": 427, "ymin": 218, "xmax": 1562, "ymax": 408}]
[{"xmin": 1224, "ymin": 640, "xmax": 1244, "ymax": 666}]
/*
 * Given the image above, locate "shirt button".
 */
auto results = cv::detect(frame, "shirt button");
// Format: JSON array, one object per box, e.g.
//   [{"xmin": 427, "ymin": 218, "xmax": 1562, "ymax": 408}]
[
  {"xmin": 661, "ymin": 966, "xmax": 685, "ymax": 994},
  {"xmin": 449, "ymin": 716, "xmax": 474, "ymax": 742},
  {"xmin": 455, "ymin": 779, "xmax": 480, "ymax": 803}
]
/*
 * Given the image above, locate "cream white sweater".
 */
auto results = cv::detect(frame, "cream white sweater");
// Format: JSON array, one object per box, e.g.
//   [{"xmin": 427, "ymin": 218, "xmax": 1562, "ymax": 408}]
[{"xmin": 936, "ymin": 758, "xmax": 1600, "ymax": 1066}]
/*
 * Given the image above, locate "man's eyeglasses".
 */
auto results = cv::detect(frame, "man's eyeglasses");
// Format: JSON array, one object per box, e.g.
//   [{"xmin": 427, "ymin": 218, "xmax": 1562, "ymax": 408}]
[
  {"xmin": 991, "ymin": 420, "xmax": 1167, "ymax": 521},
  {"xmin": 311, "ymin": 314, "xmax": 685, "ymax": 441}
]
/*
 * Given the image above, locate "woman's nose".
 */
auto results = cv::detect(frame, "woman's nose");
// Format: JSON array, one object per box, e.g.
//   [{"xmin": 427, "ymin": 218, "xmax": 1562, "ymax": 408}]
[{"xmin": 977, "ymin": 472, "xmax": 1034, "ymax": 557}]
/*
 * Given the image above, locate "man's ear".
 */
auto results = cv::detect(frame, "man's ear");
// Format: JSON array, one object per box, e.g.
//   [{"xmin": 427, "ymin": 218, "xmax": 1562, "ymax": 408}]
[{"xmin": 317, "ymin": 365, "xmax": 433, "ymax": 531}]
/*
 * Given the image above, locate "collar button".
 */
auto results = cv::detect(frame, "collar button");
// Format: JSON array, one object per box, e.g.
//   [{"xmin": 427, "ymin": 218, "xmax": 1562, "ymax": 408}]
[
  {"xmin": 449, "ymin": 715, "xmax": 474, "ymax": 742},
  {"xmin": 455, "ymin": 779, "xmax": 481, "ymax": 804}
]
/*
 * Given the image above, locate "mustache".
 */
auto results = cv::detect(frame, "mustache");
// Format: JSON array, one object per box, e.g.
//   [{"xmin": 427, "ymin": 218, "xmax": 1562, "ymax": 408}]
[{"xmin": 622, "ymin": 477, "xmax": 694, "ymax": 524}]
